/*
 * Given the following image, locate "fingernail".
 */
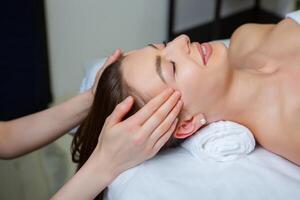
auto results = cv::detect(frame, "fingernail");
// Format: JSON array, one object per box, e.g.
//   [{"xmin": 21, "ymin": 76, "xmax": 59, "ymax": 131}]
[
  {"xmin": 125, "ymin": 96, "xmax": 132, "ymax": 102},
  {"xmin": 200, "ymin": 118, "xmax": 206, "ymax": 125},
  {"xmin": 174, "ymin": 117, "xmax": 179, "ymax": 125}
]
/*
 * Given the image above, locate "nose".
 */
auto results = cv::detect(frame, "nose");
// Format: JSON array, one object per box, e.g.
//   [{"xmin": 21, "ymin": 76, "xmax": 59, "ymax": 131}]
[
  {"xmin": 173, "ymin": 34, "xmax": 190, "ymax": 45},
  {"xmin": 167, "ymin": 34, "xmax": 190, "ymax": 52}
]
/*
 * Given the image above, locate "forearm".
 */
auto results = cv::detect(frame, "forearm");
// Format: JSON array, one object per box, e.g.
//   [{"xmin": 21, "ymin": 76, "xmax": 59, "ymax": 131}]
[
  {"xmin": 51, "ymin": 152, "xmax": 116, "ymax": 200},
  {"xmin": 0, "ymin": 91, "xmax": 93, "ymax": 159}
]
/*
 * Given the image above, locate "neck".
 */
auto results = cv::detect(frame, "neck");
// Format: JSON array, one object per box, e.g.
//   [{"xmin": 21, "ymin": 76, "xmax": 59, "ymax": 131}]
[{"xmin": 206, "ymin": 68, "xmax": 264, "ymax": 126}]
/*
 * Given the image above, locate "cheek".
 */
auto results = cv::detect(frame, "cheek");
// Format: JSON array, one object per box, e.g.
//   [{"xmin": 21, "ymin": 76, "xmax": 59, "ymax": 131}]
[
  {"xmin": 177, "ymin": 67, "xmax": 222, "ymax": 108},
  {"xmin": 176, "ymin": 69, "xmax": 203, "ymax": 106}
]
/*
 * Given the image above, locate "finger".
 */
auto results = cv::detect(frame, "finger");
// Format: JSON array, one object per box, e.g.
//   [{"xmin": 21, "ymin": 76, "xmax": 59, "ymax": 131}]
[
  {"xmin": 103, "ymin": 49, "xmax": 123, "ymax": 68},
  {"xmin": 152, "ymin": 117, "xmax": 179, "ymax": 153},
  {"xmin": 141, "ymin": 91, "xmax": 180, "ymax": 134},
  {"xmin": 127, "ymin": 88, "xmax": 175, "ymax": 124},
  {"xmin": 91, "ymin": 49, "xmax": 123, "ymax": 96},
  {"xmin": 94, "ymin": 49, "xmax": 123, "ymax": 89},
  {"xmin": 107, "ymin": 96, "xmax": 134, "ymax": 127},
  {"xmin": 148, "ymin": 100, "xmax": 183, "ymax": 145}
]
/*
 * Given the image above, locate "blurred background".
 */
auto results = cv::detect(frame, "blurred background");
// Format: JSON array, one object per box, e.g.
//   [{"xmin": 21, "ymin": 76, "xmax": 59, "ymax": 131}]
[{"xmin": 0, "ymin": 0, "xmax": 299, "ymax": 199}]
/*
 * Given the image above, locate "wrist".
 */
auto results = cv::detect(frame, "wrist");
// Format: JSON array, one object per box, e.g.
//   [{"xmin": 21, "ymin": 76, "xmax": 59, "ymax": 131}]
[
  {"xmin": 74, "ymin": 90, "xmax": 94, "ymax": 118},
  {"xmin": 81, "ymin": 90, "xmax": 94, "ymax": 107},
  {"xmin": 51, "ymin": 151, "xmax": 115, "ymax": 200},
  {"xmin": 86, "ymin": 150, "xmax": 120, "ymax": 185}
]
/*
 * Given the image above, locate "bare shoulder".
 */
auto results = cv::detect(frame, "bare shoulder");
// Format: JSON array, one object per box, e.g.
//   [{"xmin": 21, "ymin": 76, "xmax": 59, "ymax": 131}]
[
  {"xmin": 229, "ymin": 18, "xmax": 300, "ymax": 55},
  {"xmin": 231, "ymin": 23, "xmax": 275, "ymax": 39},
  {"xmin": 276, "ymin": 17, "xmax": 300, "ymax": 31},
  {"xmin": 267, "ymin": 18, "xmax": 300, "ymax": 50},
  {"xmin": 228, "ymin": 23, "xmax": 275, "ymax": 69},
  {"xmin": 229, "ymin": 23, "xmax": 275, "ymax": 51}
]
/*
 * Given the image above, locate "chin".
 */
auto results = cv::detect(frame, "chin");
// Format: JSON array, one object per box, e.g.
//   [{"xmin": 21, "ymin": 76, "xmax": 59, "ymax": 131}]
[{"xmin": 209, "ymin": 41, "xmax": 229, "ymax": 69}]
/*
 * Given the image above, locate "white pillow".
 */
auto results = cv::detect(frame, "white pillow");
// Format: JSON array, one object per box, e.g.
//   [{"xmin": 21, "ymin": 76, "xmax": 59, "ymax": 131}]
[{"xmin": 79, "ymin": 58, "xmax": 107, "ymax": 92}]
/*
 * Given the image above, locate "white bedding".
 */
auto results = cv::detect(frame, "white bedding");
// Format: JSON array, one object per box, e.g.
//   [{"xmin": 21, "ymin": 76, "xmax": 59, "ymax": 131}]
[{"xmin": 104, "ymin": 125, "xmax": 300, "ymax": 200}]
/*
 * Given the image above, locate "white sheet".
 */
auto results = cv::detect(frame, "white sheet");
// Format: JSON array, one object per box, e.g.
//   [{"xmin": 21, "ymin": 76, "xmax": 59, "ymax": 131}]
[
  {"xmin": 105, "ymin": 143, "xmax": 300, "ymax": 200},
  {"xmin": 286, "ymin": 9, "xmax": 300, "ymax": 24}
]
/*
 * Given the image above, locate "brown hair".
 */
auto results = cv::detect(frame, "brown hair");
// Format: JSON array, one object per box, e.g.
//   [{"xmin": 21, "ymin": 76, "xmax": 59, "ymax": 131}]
[{"xmin": 71, "ymin": 57, "xmax": 184, "ymax": 199}]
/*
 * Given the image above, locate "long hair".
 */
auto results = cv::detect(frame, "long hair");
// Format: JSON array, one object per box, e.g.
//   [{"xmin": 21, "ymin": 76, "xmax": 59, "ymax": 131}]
[{"xmin": 71, "ymin": 57, "xmax": 184, "ymax": 199}]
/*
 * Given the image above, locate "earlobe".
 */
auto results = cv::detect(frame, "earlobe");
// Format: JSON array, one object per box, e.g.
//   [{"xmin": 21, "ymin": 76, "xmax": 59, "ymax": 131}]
[
  {"xmin": 174, "ymin": 113, "xmax": 206, "ymax": 139},
  {"xmin": 174, "ymin": 120, "xmax": 195, "ymax": 139}
]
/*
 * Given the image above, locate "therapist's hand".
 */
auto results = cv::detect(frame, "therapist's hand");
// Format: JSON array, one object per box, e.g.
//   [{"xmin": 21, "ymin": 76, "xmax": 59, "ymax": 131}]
[
  {"xmin": 91, "ymin": 49, "xmax": 123, "ymax": 95},
  {"xmin": 50, "ymin": 88, "xmax": 182, "ymax": 200},
  {"xmin": 91, "ymin": 88, "xmax": 182, "ymax": 178}
]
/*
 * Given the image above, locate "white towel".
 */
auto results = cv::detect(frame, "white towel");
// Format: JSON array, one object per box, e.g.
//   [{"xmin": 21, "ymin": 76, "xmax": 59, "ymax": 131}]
[
  {"xmin": 286, "ymin": 9, "xmax": 300, "ymax": 24},
  {"xmin": 181, "ymin": 121, "xmax": 256, "ymax": 162},
  {"xmin": 79, "ymin": 58, "xmax": 107, "ymax": 93}
]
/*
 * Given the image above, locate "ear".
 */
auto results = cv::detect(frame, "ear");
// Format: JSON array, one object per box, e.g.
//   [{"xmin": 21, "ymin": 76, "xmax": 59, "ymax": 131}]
[{"xmin": 174, "ymin": 113, "xmax": 207, "ymax": 139}]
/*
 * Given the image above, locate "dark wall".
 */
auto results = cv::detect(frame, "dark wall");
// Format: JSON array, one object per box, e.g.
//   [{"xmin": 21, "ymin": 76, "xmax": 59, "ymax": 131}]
[
  {"xmin": 168, "ymin": 0, "xmax": 283, "ymax": 42},
  {"xmin": 0, "ymin": 1, "xmax": 52, "ymax": 120}
]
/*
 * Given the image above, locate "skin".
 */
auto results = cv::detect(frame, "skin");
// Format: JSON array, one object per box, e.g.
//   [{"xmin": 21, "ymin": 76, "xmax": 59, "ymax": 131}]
[
  {"xmin": 121, "ymin": 18, "xmax": 300, "ymax": 165},
  {"xmin": 52, "ymin": 88, "xmax": 182, "ymax": 199},
  {"xmin": 0, "ymin": 49, "xmax": 182, "ymax": 199},
  {"xmin": 0, "ymin": 49, "xmax": 123, "ymax": 159}
]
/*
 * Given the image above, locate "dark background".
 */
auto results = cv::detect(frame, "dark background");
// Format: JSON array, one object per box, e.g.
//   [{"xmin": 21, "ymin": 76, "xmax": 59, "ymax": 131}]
[
  {"xmin": 0, "ymin": 1, "xmax": 52, "ymax": 120},
  {"xmin": 0, "ymin": 0, "xmax": 287, "ymax": 121},
  {"xmin": 168, "ymin": 0, "xmax": 283, "ymax": 41}
]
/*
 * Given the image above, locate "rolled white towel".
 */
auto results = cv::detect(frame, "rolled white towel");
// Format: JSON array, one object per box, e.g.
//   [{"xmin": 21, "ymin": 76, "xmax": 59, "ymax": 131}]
[{"xmin": 181, "ymin": 121, "xmax": 256, "ymax": 162}]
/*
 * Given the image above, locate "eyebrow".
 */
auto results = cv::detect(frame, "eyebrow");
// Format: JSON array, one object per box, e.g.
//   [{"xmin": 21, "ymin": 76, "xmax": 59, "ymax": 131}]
[{"xmin": 148, "ymin": 44, "xmax": 166, "ymax": 84}]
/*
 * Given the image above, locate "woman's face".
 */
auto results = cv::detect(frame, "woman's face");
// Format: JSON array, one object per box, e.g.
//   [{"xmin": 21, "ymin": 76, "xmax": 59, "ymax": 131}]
[{"xmin": 121, "ymin": 35, "xmax": 231, "ymax": 118}]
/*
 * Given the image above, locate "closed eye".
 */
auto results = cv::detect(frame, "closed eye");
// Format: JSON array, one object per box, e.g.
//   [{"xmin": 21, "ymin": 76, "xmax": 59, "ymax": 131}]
[
  {"xmin": 163, "ymin": 41, "xmax": 176, "ymax": 75},
  {"xmin": 171, "ymin": 61, "xmax": 176, "ymax": 74}
]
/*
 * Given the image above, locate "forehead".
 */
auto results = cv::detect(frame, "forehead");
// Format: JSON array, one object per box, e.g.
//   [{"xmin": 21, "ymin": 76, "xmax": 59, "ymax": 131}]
[{"xmin": 121, "ymin": 47, "xmax": 167, "ymax": 102}]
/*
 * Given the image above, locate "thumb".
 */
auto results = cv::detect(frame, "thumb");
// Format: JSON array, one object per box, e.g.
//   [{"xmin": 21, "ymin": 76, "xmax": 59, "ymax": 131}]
[
  {"xmin": 103, "ymin": 49, "xmax": 123, "ymax": 68},
  {"xmin": 108, "ymin": 96, "xmax": 134, "ymax": 126}
]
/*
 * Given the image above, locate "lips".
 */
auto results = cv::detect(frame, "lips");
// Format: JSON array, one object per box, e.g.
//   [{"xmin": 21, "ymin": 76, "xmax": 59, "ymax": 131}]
[{"xmin": 195, "ymin": 42, "xmax": 212, "ymax": 66}]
